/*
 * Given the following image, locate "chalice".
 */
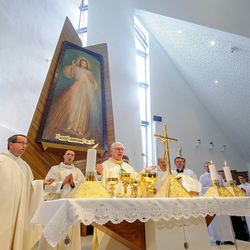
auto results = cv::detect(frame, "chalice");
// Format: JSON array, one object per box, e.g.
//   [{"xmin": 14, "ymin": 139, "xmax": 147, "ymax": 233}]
[
  {"xmin": 120, "ymin": 173, "xmax": 131, "ymax": 198},
  {"xmin": 130, "ymin": 178, "xmax": 135, "ymax": 198},
  {"xmin": 142, "ymin": 173, "xmax": 158, "ymax": 198},
  {"xmin": 107, "ymin": 177, "xmax": 118, "ymax": 198},
  {"xmin": 132, "ymin": 177, "xmax": 141, "ymax": 198}
]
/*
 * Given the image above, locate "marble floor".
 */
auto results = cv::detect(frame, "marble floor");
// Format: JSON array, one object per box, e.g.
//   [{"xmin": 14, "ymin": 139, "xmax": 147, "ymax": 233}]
[{"xmin": 81, "ymin": 236, "xmax": 250, "ymax": 250}]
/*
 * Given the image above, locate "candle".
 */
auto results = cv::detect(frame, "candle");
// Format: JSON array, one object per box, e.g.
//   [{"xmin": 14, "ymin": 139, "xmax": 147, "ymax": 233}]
[
  {"xmin": 209, "ymin": 164, "xmax": 218, "ymax": 180},
  {"xmin": 86, "ymin": 149, "xmax": 97, "ymax": 172},
  {"xmin": 223, "ymin": 165, "xmax": 233, "ymax": 181}
]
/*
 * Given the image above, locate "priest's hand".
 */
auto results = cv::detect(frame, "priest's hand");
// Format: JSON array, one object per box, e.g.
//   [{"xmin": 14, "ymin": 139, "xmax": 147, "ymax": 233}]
[
  {"xmin": 145, "ymin": 166, "xmax": 157, "ymax": 172},
  {"xmin": 43, "ymin": 178, "xmax": 55, "ymax": 185},
  {"xmin": 96, "ymin": 164, "xmax": 103, "ymax": 175},
  {"xmin": 241, "ymin": 187, "xmax": 246, "ymax": 193},
  {"xmin": 68, "ymin": 173, "xmax": 74, "ymax": 185},
  {"xmin": 62, "ymin": 174, "xmax": 72, "ymax": 186}
]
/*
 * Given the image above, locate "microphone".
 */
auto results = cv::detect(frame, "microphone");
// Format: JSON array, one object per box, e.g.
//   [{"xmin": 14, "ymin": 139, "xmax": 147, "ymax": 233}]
[{"xmin": 141, "ymin": 153, "xmax": 161, "ymax": 171}]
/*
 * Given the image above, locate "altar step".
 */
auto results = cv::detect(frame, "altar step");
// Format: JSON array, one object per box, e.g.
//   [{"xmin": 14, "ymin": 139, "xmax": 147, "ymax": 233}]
[{"xmin": 81, "ymin": 235, "xmax": 250, "ymax": 250}]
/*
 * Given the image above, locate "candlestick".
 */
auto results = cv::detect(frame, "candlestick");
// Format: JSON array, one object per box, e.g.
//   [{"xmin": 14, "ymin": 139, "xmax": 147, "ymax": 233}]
[
  {"xmin": 209, "ymin": 164, "xmax": 218, "ymax": 181},
  {"xmin": 223, "ymin": 166, "xmax": 233, "ymax": 181},
  {"xmin": 86, "ymin": 149, "xmax": 97, "ymax": 172}
]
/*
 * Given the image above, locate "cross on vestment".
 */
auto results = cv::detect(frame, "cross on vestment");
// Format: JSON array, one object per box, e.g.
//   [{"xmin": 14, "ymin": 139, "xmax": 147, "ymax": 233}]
[{"xmin": 154, "ymin": 124, "xmax": 177, "ymax": 174}]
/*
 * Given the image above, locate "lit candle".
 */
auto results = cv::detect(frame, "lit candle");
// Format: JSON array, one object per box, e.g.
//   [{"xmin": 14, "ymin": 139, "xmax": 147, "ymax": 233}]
[
  {"xmin": 86, "ymin": 149, "xmax": 97, "ymax": 172},
  {"xmin": 223, "ymin": 161, "xmax": 233, "ymax": 181},
  {"xmin": 209, "ymin": 162, "xmax": 218, "ymax": 180}
]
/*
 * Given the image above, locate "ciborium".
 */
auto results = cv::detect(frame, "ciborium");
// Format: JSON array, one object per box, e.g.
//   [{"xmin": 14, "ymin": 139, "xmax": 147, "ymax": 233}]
[
  {"xmin": 107, "ymin": 177, "xmax": 118, "ymax": 198},
  {"xmin": 142, "ymin": 173, "xmax": 158, "ymax": 198},
  {"xmin": 120, "ymin": 172, "xmax": 131, "ymax": 198}
]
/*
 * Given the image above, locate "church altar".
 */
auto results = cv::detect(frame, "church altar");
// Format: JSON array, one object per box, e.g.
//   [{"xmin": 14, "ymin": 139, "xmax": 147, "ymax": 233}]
[{"xmin": 30, "ymin": 197, "xmax": 250, "ymax": 249}]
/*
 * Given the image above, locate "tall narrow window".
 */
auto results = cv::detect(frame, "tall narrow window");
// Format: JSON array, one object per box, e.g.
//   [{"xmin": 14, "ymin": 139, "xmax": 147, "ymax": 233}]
[
  {"xmin": 135, "ymin": 17, "xmax": 152, "ymax": 167},
  {"xmin": 77, "ymin": 0, "xmax": 88, "ymax": 47}
]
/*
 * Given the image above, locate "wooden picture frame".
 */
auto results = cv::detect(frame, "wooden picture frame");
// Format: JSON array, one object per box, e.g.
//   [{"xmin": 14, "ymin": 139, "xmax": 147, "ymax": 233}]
[{"xmin": 37, "ymin": 41, "xmax": 107, "ymax": 152}]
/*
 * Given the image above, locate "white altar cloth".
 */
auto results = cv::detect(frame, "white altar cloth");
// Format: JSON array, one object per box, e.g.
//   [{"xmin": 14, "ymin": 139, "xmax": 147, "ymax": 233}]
[{"xmin": 30, "ymin": 197, "xmax": 250, "ymax": 248}]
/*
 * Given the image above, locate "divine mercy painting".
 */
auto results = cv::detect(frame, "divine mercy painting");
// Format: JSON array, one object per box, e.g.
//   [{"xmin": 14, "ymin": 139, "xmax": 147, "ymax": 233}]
[{"xmin": 38, "ymin": 41, "xmax": 107, "ymax": 149}]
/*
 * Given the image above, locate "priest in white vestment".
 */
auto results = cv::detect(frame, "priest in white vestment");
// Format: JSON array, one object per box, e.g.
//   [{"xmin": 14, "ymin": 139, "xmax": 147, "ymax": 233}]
[
  {"xmin": 174, "ymin": 156, "xmax": 198, "ymax": 180},
  {"xmin": 154, "ymin": 157, "xmax": 177, "ymax": 190},
  {"xmin": 0, "ymin": 134, "xmax": 55, "ymax": 250},
  {"xmin": 96, "ymin": 142, "xmax": 156, "ymax": 197},
  {"xmin": 238, "ymin": 174, "xmax": 250, "ymax": 235},
  {"xmin": 39, "ymin": 150, "xmax": 85, "ymax": 250},
  {"xmin": 93, "ymin": 142, "xmax": 156, "ymax": 249},
  {"xmin": 199, "ymin": 162, "xmax": 234, "ymax": 245}
]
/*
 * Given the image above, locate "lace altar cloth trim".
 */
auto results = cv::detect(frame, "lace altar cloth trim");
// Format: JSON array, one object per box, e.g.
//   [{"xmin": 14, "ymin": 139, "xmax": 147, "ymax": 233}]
[{"xmin": 30, "ymin": 197, "xmax": 250, "ymax": 247}]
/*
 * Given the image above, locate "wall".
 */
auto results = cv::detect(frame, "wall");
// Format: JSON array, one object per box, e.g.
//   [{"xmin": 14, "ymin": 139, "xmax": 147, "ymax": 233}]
[
  {"xmin": 88, "ymin": 0, "xmax": 247, "ymax": 174},
  {"xmin": 0, "ymin": 0, "xmax": 249, "ymax": 175},
  {"xmin": 0, "ymin": 0, "xmax": 79, "ymax": 148},
  {"xmin": 149, "ymin": 32, "xmax": 246, "ymax": 178}
]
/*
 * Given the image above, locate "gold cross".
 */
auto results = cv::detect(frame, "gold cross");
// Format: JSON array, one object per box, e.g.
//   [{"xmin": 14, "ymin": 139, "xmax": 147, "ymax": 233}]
[{"xmin": 154, "ymin": 124, "xmax": 177, "ymax": 173}]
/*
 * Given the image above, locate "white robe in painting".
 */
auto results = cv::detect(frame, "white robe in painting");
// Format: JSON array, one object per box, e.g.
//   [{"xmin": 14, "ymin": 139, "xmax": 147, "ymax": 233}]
[
  {"xmin": 63, "ymin": 65, "xmax": 98, "ymax": 135},
  {"xmin": 0, "ymin": 152, "xmax": 44, "ymax": 250},
  {"xmin": 39, "ymin": 163, "xmax": 85, "ymax": 250},
  {"xmin": 199, "ymin": 172, "xmax": 234, "ymax": 242}
]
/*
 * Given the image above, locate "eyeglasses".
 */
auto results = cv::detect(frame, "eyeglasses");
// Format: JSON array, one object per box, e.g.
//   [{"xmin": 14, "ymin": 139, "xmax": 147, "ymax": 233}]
[
  {"xmin": 113, "ymin": 148, "xmax": 124, "ymax": 152},
  {"xmin": 13, "ymin": 141, "xmax": 28, "ymax": 147}
]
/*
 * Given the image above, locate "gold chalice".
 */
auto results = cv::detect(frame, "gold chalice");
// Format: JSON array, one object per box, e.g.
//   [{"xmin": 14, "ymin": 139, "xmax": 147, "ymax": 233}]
[
  {"xmin": 130, "ymin": 178, "xmax": 135, "ymax": 198},
  {"xmin": 142, "ymin": 173, "xmax": 158, "ymax": 198},
  {"xmin": 107, "ymin": 177, "xmax": 118, "ymax": 198},
  {"xmin": 132, "ymin": 178, "xmax": 141, "ymax": 198},
  {"xmin": 120, "ymin": 173, "xmax": 131, "ymax": 198}
]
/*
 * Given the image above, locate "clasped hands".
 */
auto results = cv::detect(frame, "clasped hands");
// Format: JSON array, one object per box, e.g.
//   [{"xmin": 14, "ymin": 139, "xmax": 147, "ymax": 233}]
[{"xmin": 62, "ymin": 173, "xmax": 74, "ymax": 186}]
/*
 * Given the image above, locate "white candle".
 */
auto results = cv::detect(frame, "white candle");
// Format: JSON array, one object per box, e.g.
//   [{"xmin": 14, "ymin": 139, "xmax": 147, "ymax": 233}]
[
  {"xmin": 86, "ymin": 149, "xmax": 97, "ymax": 172},
  {"xmin": 223, "ymin": 166, "xmax": 233, "ymax": 181},
  {"xmin": 209, "ymin": 164, "xmax": 218, "ymax": 180}
]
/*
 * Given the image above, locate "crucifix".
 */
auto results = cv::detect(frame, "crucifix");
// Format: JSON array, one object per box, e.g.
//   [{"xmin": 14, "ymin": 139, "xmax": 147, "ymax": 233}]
[{"xmin": 154, "ymin": 124, "xmax": 177, "ymax": 174}]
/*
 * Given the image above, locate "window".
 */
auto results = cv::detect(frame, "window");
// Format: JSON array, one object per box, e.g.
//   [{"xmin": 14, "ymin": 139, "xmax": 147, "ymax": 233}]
[
  {"xmin": 135, "ymin": 17, "xmax": 152, "ymax": 167},
  {"xmin": 76, "ymin": 0, "xmax": 88, "ymax": 47}
]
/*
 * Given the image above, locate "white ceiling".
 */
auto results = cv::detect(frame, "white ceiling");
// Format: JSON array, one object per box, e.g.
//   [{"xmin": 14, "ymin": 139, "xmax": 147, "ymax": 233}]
[{"xmin": 137, "ymin": 14, "xmax": 250, "ymax": 163}]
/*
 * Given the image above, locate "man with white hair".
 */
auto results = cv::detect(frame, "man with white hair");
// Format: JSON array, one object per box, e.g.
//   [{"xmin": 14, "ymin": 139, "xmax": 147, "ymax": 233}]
[{"xmin": 96, "ymin": 142, "xmax": 155, "ymax": 196}]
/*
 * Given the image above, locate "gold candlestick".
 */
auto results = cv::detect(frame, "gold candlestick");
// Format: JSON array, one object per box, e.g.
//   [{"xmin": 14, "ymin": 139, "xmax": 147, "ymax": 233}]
[{"xmin": 86, "ymin": 171, "xmax": 95, "ymax": 181}]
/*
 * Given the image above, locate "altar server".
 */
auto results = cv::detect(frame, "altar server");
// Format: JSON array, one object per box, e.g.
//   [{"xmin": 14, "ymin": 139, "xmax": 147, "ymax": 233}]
[
  {"xmin": 199, "ymin": 162, "xmax": 234, "ymax": 245},
  {"xmin": 44, "ymin": 149, "xmax": 85, "ymax": 200},
  {"xmin": 39, "ymin": 150, "xmax": 85, "ymax": 250},
  {"xmin": 174, "ymin": 156, "xmax": 198, "ymax": 180},
  {"xmin": 0, "ymin": 134, "xmax": 55, "ymax": 250},
  {"xmin": 238, "ymin": 174, "xmax": 250, "ymax": 235}
]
